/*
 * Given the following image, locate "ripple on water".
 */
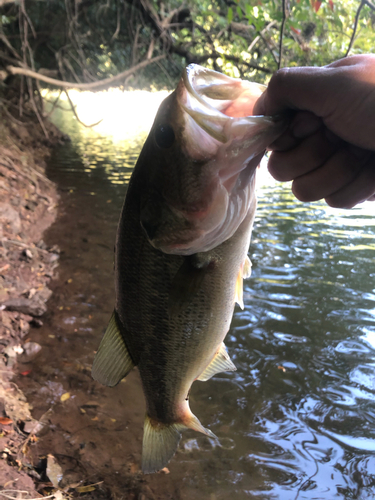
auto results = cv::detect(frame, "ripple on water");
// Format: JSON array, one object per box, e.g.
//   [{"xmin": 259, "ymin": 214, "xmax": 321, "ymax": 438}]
[{"xmin": 350, "ymin": 365, "xmax": 375, "ymax": 392}]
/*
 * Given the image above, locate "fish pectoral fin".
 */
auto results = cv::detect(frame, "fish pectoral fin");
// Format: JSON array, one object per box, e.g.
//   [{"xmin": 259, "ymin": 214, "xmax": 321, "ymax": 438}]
[
  {"xmin": 168, "ymin": 257, "xmax": 210, "ymax": 317},
  {"xmin": 197, "ymin": 343, "xmax": 236, "ymax": 381},
  {"xmin": 243, "ymin": 255, "xmax": 252, "ymax": 279},
  {"xmin": 91, "ymin": 310, "xmax": 134, "ymax": 387},
  {"xmin": 142, "ymin": 415, "xmax": 185, "ymax": 474}
]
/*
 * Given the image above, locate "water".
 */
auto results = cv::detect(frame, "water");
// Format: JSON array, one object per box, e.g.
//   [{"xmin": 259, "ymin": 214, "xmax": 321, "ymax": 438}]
[{"xmin": 18, "ymin": 98, "xmax": 375, "ymax": 499}]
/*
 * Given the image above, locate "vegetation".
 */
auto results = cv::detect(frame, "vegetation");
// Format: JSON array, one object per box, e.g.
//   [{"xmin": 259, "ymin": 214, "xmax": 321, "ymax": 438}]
[{"xmin": 0, "ymin": 0, "xmax": 374, "ymax": 135}]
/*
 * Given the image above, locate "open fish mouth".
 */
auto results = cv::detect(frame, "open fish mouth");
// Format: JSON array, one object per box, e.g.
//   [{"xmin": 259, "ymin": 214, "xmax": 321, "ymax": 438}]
[
  {"xmin": 140, "ymin": 64, "xmax": 287, "ymax": 256},
  {"xmin": 177, "ymin": 64, "xmax": 285, "ymax": 160}
]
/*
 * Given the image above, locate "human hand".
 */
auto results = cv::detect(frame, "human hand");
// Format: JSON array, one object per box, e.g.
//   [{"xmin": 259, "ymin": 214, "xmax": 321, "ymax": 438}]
[{"xmin": 254, "ymin": 55, "xmax": 375, "ymax": 208}]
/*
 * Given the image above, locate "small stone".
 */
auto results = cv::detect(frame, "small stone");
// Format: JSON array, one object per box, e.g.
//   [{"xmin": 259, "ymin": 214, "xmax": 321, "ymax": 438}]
[
  {"xmin": 23, "ymin": 342, "xmax": 42, "ymax": 357},
  {"xmin": 0, "ymin": 203, "xmax": 21, "ymax": 234},
  {"xmin": 3, "ymin": 298, "xmax": 47, "ymax": 317}
]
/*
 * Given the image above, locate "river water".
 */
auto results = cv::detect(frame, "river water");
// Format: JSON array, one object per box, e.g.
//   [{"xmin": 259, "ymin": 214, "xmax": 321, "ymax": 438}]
[{"xmin": 18, "ymin": 94, "xmax": 375, "ymax": 499}]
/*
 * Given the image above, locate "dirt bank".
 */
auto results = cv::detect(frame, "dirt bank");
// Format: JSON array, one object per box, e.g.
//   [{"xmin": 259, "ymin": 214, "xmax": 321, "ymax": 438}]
[{"xmin": 0, "ymin": 114, "xmax": 65, "ymax": 496}]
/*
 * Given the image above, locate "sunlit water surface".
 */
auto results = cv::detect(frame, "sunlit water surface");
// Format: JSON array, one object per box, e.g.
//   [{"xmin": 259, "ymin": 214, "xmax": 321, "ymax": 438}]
[{"xmin": 19, "ymin": 91, "xmax": 375, "ymax": 499}]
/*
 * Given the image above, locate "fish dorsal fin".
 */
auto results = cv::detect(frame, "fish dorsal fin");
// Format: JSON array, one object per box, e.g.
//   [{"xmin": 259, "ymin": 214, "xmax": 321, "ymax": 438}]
[
  {"xmin": 92, "ymin": 311, "xmax": 134, "ymax": 387},
  {"xmin": 243, "ymin": 255, "xmax": 252, "ymax": 279},
  {"xmin": 197, "ymin": 343, "xmax": 236, "ymax": 381}
]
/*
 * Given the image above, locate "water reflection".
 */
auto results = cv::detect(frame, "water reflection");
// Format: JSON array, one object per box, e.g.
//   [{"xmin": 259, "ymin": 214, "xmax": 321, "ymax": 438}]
[{"xmin": 18, "ymin": 93, "xmax": 375, "ymax": 499}]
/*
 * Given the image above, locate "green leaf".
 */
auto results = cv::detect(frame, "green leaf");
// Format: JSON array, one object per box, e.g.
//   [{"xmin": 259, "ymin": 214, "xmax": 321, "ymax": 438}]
[{"xmin": 227, "ymin": 7, "xmax": 233, "ymax": 24}]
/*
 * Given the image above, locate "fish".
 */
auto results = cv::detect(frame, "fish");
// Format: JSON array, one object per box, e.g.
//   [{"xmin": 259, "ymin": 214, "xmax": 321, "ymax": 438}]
[{"xmin": 92, "ymin": 64, "xmax": 286, "ymax": 474}]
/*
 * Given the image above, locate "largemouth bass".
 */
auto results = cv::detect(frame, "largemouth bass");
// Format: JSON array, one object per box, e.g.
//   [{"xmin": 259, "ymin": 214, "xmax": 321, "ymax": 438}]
[{"xmin": 92, "ymin": 65, "xmax": 286, "ymax": 473}]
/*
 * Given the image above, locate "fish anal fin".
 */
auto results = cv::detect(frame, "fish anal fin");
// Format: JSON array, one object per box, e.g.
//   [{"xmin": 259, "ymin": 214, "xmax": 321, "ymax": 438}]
[
  {"xmin": 92, "ymin": 310, "xmax": 134, "ymax": 387},
  {"xmin": 142, "ymin": 415, "xmax": 185, "ymax": 474},
  {"xmin": 197, "ymin": 343, "xmax": 236, "ymax": 382},
  {"xmin": 182, "ymin": 411, "xmax": 217, "ymax": 439}
]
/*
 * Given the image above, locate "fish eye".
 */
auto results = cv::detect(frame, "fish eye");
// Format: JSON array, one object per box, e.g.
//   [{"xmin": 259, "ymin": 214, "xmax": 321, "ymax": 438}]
[{"xmin": 154, "ymin": 123, "xmax": 175, "ymax": 149}]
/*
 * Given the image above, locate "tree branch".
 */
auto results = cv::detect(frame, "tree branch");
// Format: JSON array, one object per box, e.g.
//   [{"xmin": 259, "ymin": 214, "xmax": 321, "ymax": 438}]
[
  {"xmin": 345, "ymin": 0, "xmax": 365, "ymax": 57},
  {"xmin": 6, "ymin": 54, "xmax": 166, "ymax": 90},
  {"xmin": 64, "ymin": 89, "xmax": 102, "ymax": 127},
  {"xmin": 171, "ymin": 45, "xmax": 272, "ymax": 74},
  {"xmin": 278, "ymin": 0, "xmax": 287, "ymax": 69}
]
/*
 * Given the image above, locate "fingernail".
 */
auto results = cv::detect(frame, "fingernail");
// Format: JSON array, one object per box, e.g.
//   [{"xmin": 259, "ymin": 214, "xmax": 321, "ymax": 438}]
[{"xmin": 291, "ymin": 112, "xmax": 322, "ymax": 138}]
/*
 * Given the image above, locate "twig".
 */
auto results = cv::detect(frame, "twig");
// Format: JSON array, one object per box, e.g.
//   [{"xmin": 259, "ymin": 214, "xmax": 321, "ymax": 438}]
[
  {"xmin": 1, "ymin": 239, "xmax": 51, "ymax": 254},
  {"xmin": 0, "ymin": 492, "xmax": 57, "ymax": 500},
  {"xmin": 345, "ymin": 0, "xmax": 366, "ymax": 56},
  {"xmin": 63, "ymin": 89, "xmax": 102, "ymax": 128},
  {"xmin": 6, "ymin": 54, "xmax": 166, "ymax": 90},
  {"xmin": 278, "ymin": 0, "xmax": 287, "ymax": 69},
  {"xmin": 111, "ymin": 0, "xmax": 121, "ymax": 41},
  {"xmin": 248, "ymin": 21, "xmax": 277, "ymax": 54}
]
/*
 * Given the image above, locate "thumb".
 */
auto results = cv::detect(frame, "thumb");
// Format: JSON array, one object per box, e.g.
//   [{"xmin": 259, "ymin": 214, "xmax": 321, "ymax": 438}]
[{"xmin": 253, "ymin": 91, "xmax": 267, "ymax": 116}]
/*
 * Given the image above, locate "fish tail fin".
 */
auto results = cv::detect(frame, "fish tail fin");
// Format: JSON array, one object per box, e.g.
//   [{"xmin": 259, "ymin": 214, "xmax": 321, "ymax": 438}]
[
  {"xmin": 142, "ymin": 415, "xmax": 185, "ymax": 474},
  {"xmin": 142, "ymin": 406, "xmax": 217, "ymax": 474}
]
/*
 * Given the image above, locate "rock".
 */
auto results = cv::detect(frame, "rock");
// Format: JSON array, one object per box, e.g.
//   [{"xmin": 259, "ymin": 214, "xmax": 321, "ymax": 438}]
[
  {"xmin": 22, "ymin": 248, "xmax": 33, "ymax": 260},
  {"xmin": 0, "ymin": 203, "xmax": 21, "ymax": 234},
  {"xmin": 3, "ymin": 298, "xmax": 47, "ymax": 317},
  {"xmin": 22, "ymin": 341, "xmax": 42, "ymax": 357}
]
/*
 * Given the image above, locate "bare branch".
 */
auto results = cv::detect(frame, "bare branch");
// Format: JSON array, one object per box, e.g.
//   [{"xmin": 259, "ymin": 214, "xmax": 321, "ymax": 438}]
[
  {"xmin": 278, "ymin": 0, "xmax": 287, "ymax": 69},
  {"xmin": 6, "ymin": 54, "xmax": 166, "ymax": 90},
  {"xmin": 345, "ymin": 0, "xmax": 366, "ymax": 56},
  {"xmin": 364, "ymin": 0, "xmax": 375, "ymax": 10},
  {"xmin": 64, "ymin": 89, "xmax": 102, "ymax": 128},
  {"xmin": 111, "ymin": 0, "xmax": 121, "ymax": 42}
]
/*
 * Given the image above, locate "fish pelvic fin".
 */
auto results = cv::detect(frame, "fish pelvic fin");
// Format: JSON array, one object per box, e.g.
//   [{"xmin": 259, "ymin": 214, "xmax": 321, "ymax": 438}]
[
  {"xmin": 243, "ymin": 255, "xmax": 252, "ymax": 279},
  {"xmin": 197, "ymin": 342, "xmax": 236, "ymax": 382},
  {"xmin": 91, "ymin": 310, "xmax": 134, "ymax": 387},
  {"xmin": 142, "ymin": 408, "xmax": 217, "ymax": 474},
  {"xmin": 235, "ymin": 255, "xmax": 251, "ymax": 310}
]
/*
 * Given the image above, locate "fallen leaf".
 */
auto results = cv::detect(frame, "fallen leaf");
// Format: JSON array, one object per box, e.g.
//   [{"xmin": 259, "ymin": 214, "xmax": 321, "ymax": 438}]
[
  {"xmin": 46, "ymin": 454, "xmax": 63, "ymax": 488},
  {"xmin": 76, "ymin": 485, "xmax": 96, "ymax": 493},
  {"xmin": 60, "ymin": 392, "xmax": 70, "ymax": 402},
  {"xmin": 0, "ymin": 417, "xmax": 13, "ymax": 425}
]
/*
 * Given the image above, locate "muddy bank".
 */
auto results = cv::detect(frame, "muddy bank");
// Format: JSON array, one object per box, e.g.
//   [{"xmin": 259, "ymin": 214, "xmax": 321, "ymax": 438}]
[{"xmin": 0, "ymin": 114, "xmax": 64, "ymax": 495}]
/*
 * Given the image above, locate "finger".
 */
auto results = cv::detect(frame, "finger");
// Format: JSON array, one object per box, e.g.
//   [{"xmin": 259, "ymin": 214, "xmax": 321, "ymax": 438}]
[
  {"xmin": 325, "ymin": 155, "xmax": 375, "ymax": 208},
  {"xmin": 267, "ymin": 128, "xmax": 338, "ymax": 182},
  {"xmin": 291, "ymin": 147, "xmax": 370, "ymax": 202},
  {"xmin": 268, "ymin": 111, "xmax": 323, "ymax": 152},
  {"xmin": 255, "ymin": 58, "xmax": 375, "ymax": 150}
]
